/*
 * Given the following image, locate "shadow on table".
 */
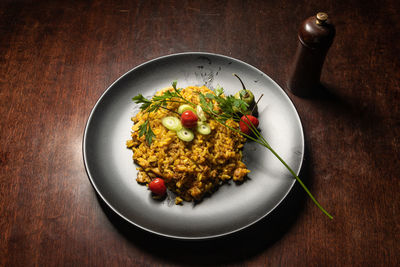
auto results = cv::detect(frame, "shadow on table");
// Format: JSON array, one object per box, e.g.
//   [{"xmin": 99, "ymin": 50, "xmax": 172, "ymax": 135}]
[{"xmin": 97, "ymin": 148, "xmax": 314, "ymax": 265}]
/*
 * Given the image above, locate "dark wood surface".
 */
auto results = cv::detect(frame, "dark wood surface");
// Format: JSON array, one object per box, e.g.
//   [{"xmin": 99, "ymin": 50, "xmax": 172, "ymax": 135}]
[{"xmin": 1, "ymin": 0, "xmax": 399, "ymax": 266}]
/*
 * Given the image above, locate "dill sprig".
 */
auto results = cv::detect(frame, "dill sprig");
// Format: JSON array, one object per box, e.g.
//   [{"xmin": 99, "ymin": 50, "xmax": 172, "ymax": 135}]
[{"xmin": 131, "ymin": 81, "xmax": 333, "ymax": 219}]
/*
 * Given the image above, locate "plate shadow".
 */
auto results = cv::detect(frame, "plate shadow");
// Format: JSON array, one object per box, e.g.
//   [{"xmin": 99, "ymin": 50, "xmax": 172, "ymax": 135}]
[{"xmin": 95, "ymin": 146, "xmax": 313, "ymax": 265}]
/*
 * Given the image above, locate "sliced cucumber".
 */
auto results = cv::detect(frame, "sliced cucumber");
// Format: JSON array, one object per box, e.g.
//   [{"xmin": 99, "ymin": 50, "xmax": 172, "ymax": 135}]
[
  {"xmin": 162, "ymin": 116, "xmax": 182, "ymax": 131},
  {"xmin": 196, "ymin": 105, "xmax": 207, "ymax": 121},
  {"xmin": 177, "ymin": 128, "xmax": 194, "ymax": 142},
  {"xmin": 197, "ymin": 122, "xmax": 211, "ymax": 135},
  {"xmin": 178, "ymin": 104, "xmax": 196, "ymax": 114}
]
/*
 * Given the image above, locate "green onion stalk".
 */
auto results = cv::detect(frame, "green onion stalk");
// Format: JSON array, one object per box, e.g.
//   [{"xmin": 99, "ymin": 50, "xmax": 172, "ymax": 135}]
[{"xmin": 227, "ymin": 113, "xmax": 333, "ymax": 220}]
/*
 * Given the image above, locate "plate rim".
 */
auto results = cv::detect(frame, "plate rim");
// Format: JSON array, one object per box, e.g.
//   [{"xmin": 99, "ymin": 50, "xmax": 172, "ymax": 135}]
[{"xmin": 82, "ymin": 51, "xmax": 305, "ymax": 240}]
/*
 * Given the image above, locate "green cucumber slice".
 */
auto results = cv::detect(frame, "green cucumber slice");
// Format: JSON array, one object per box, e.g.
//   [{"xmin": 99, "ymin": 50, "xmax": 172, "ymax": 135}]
[
  {"xmin": 177, "ymin": 128, "xmax": 194, "ymax": 142},
  {"xmin": 197, "ymin": 122, "xmax": 211, "ymax": 135},
  {"xmin": 196, "ymin": 105, "xmax": 207, "ymax": 121},
  {"xmin": 178, "ymin": 104, "xmax": 196, "ymax": 114},
  {"xmin": 162, "ymin": 116, "xmax": 182, "ymax": 131}
]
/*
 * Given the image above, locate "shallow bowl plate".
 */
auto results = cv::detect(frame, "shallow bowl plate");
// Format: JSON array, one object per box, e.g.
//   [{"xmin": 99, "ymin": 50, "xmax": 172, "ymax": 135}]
[{"xmin": 83, "ymin": 52, "xmax": 304, "ymax": 240}]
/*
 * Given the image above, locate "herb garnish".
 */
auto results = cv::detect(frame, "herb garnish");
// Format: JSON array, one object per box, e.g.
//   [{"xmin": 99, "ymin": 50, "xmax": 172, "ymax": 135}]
[
  {"xmin": 132, "ymin": 82, "xmax": 189, "ymax": 144},
  {"xmin": 131, "ymin": 81, "xmax": 333, "ymax": 219}
]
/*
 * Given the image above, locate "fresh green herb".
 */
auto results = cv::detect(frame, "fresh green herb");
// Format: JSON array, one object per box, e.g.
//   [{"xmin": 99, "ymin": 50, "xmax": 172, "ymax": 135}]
[
  {"xmin": 131, "ymin": 83, "xmax": 189, "ymax": 145},
  {"xmin": 131, "ymin": 81, "xmax": 333, "ymax": 219},
  {"xmin": 138, "ymin": 119, "xmax": 155, "ymax": 145},
  {"xmin": 172, "ymin": 80, "xmax": 178, "ymax": 90},
  {"xmin": 197, "ymin": 88, "xmax": 249, "ymax": 122},
  {"xmin": 236, "ymin": 114, "xmax": 333, "ymax": 219},
  {"xmin": 215, "ymin": 85, "xmax": 224, "ymax": 96},
  {"xmin": 132, "ymin": 94, "xmax": 152, "ymax": 110}
]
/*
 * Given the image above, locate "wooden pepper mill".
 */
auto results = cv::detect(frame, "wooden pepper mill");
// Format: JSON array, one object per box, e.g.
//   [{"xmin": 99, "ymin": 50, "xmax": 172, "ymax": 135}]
[{"xmin": 287, "ymin": 12, "xmax": 335, "ymax": 97}]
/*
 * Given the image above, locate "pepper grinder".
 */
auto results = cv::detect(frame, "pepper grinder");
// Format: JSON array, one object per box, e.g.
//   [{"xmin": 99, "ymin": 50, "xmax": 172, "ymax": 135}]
[{"xmin": 287, "ymin": 12, "xmax": 335, "ymax": 97}]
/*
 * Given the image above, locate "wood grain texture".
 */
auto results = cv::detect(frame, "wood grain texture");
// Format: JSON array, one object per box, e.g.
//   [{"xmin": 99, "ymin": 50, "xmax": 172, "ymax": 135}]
[{"xmin": 0, "ymin": 0, "xmax": 399, "ymax": 266}]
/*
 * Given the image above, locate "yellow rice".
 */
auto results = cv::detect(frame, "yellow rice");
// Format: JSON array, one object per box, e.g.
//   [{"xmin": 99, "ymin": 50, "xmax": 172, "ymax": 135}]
[{"xmin": 126, "ymin": 86, "xmax": 250, "ymax": 204}]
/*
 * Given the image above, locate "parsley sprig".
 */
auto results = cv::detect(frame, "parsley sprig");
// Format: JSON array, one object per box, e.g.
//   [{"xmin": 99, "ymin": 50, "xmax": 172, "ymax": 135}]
[
  {"xmin": 132, "ymin": 81, "xmax": 189, "ymax": 144},
  {"xmin": 131, "ymin": 81, "xmax": 333, "ymax": 219}
]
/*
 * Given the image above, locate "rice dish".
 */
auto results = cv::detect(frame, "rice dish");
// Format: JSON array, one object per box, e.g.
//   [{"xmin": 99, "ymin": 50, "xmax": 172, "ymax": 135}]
[{"xmin": 126, "ymin": 85, "xmax": 250, "ymax": 204}]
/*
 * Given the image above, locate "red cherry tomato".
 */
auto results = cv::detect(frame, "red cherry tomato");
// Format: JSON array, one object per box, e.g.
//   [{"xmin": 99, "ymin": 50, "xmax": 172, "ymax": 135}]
[
  {"xmin": 239, "ymin": 115, "xmax": 259, "ymax": 135},
  {"xmin": 149, "ymin": 178, "xmax": 166, "ymax": 196},
  {"xmin": 181, "ymin": 110, "xmax": 198, "ymax": 128}
]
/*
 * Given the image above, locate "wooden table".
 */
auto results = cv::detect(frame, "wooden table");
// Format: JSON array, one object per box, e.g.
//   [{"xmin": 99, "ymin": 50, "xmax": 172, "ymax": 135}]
[{"xmin": 1, "ymin": 0, "xmax": 399, "ymax": 266}]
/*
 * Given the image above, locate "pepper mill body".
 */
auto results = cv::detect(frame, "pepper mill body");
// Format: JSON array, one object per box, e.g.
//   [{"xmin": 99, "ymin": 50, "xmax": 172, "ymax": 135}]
[{"xmin": 288, "ymin": 13, "xmax": 335, "ymax": 97}]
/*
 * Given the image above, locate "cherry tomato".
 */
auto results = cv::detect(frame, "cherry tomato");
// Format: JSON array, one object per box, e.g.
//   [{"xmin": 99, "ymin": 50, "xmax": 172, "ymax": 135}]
[
  {"xmin": 149, "ymin": 178, "xmax": 166, "ymax": 196},
  {"xmin": 181, "ymin": 110, "xmax": 198, "ymax": 128},
  {"xmin": 239, "ymin": 115, "xmax": 259, "ymax": 135}
]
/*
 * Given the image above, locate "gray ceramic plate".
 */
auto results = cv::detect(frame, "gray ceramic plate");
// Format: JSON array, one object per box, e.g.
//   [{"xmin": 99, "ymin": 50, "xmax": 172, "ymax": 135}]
[{"xmin": 83, "ymin": 52, "xmax": 304, "ymax": 240}]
